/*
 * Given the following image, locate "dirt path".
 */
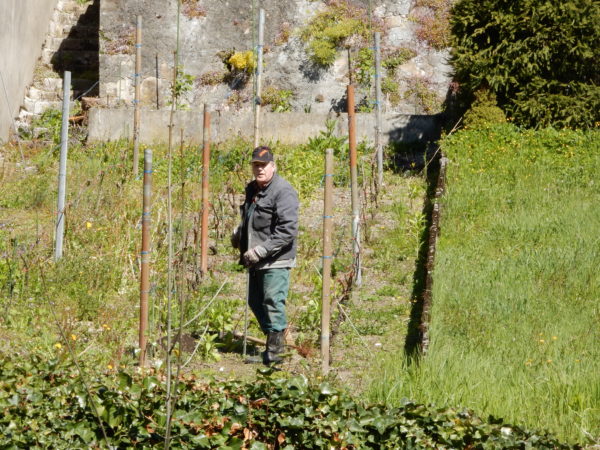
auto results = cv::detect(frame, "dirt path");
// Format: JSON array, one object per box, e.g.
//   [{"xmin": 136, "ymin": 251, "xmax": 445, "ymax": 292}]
[{"xmin": 186, "ymin": 173, "xmax": 426, "ymax": 393}]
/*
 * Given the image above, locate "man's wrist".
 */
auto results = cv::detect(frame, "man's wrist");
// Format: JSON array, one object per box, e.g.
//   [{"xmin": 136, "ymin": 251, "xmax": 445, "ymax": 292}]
[{"xmin": 254, "ymin": 245, "xmax": 267, "ymax": 259}]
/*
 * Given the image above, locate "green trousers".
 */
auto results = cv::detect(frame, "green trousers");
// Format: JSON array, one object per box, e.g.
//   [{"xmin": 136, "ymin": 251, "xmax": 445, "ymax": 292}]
[{"xmin": 248, "ymin": 268, "xmax": 290, "ymax": 333}]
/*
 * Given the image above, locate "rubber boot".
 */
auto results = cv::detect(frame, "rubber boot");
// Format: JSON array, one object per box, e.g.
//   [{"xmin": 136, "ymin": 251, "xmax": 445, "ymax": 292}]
[
  {"xmin": 244, "ymin": 342, "xmax": 267, "ymax": 364},
  {"xmin": 264, "ymin": 331, "xmax": 285, "ymax": 365}
]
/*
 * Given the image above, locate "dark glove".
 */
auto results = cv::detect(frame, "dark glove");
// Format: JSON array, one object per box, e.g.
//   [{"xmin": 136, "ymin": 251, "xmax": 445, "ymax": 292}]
[
  {"xmin": 243, "ymin": 245, "xmax": 267, "ymax": 267},
  {"xmin": 231, "ymin": 226, "xmax": 241, "ymax": 249}
]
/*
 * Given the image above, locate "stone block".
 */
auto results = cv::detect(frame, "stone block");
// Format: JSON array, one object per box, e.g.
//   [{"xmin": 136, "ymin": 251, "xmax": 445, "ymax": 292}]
[
  {"xmin": 141, "ymin": 77, "xmax": 161, "ymax": 106},
  {"xmin": 41, "ymin": 77, "xmax": 64, "ymax": 91},
  {"xmin": 386, "ymin": 0, "xmax": 412, "ymax": 16},
  {"xmin": 28, "ymin": 87, "xmax": 60, "ymax": 102},
  {"xmin": 387, "ymin": 22, "xmax": 416, "ymax": 46}
]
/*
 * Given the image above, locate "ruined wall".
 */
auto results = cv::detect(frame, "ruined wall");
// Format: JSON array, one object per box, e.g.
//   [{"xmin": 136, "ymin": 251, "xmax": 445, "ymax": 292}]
[
  {"xmin": 98, "ymin": 0, "xmax": 452, "ymax": 116},
  {"xmin": 0, "ymin": 0, "xmax": 58, "ymax": 142}
]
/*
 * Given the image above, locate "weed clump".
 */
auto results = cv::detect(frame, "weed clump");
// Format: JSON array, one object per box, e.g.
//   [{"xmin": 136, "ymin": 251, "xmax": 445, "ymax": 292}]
[
  {"xmin": 411, "ymin": 0, "xmax": 455, "ymax": 49},
  {"xmin": 405, "ymin": 78, "xmax": 443, "ymax": 114},
  {"xmin": 300, "ymin": 0, "xmax": 378, "ymax": 67},
  {"xmin": 182, "ymin": 0, "xmax": 206, "ymax": 19},
  {"xmin": 383, "ymin": 48, "xmax": 417, "ymax": 74},
  {"xmin": 102, "ymin": 25, "xmax": 135, "ymax": 55},
  {"xmin": 260, "ymin": 86, "xmax": 295, "ymax": 112}
]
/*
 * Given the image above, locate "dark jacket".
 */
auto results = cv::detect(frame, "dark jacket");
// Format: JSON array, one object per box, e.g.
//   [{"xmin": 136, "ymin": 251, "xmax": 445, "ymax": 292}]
[{"xmin": 239, "ymin": 173, "xmax": 299, "ymax": 269}]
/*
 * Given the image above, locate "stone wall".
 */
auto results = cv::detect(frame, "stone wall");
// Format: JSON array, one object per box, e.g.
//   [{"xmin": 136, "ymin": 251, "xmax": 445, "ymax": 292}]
[
  {"xmin": 99, "ymin": 0, "xmax": 452, "ymax": 116},
  {"xmin": 88, "ymin": 108, "xmax": 441, "ymax": 146},
  {"xmin": 0, "ymin": 0, "xmax": 58, "ymax": 142}
]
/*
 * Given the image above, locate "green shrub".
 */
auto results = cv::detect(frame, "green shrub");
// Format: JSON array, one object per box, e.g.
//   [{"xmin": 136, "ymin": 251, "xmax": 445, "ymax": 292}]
[
  {"xmin": 462, "ymin": 88, "xmax": 506, "ymax": 129},
  {"xmin": 354, "ymin": 47, "xmax": 374, "ymax": 88},
  {"xmin": 451, "ymin": 0, "xmax": 600, "ymax": 128}
]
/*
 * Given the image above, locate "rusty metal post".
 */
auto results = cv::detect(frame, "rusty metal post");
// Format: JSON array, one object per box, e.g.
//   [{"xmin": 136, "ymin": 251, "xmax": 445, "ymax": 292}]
[
  {"xmin": 55, "ymin": 71, "xmax": 71, "ymax": 261},
  {"xmin": 347, "ymin": 84, "xmax": 362, "ymax": 286},
  {"xmin": 321, "ymin": 148, "xmax": 334, "ymax": 374},
  {"xmin": 132, "ymin": 15, "xmax": 142, "ymax": 177},
  {"xmin": 200, "ymin": 104, "xmax": 211, "ymax": 274},
  {"xmin": 374, "ymin": 32, "xmax": 383, "ymax": 188},
  {"xmin": 139, "ymin": 149, "xmax": 152, "ymax": 366},
  {"xmin": 253, "ymin": 8, "xmax": 265, "ymax": 147}
]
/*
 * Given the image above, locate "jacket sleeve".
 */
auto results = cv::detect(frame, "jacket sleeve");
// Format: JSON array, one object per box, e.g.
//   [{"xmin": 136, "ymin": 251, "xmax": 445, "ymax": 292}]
[{"xmin": 261, "ymin": 184, "xmax": 299, "ymax": 256}]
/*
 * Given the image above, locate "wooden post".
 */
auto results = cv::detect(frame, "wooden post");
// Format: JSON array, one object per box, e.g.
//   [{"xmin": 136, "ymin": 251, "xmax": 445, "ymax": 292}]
[
  {"xmin": 374, "ymin": 32, "xmax": 383, "ymax": 188},
  {"xmin": 347, "ymin": 84, "xmax": 362, "ymax": 286},
  {"xmin": 321, "ymin": 148, "xmax": 334, "ymax": 374},
  {"xmin": 200, "ymin": 104, "xmax": 211, "ymax": 275},
  {"xmin": 132, "ymin": 15, "xmax": 142, "ymax": 177},
  {"xmin": 55, "ymin": 71, "xmax": 71, "ymax": 261},
  {"xmin": 139, "ymin": 149, "xmax": 152, "ymax": 366},
  {"xmin": 253, "ymin": 8, "xmax": 265, "ymax": 147},
  {"xmin": 155, "ymin": 53, "xmax": 160, "ymax": 109}
]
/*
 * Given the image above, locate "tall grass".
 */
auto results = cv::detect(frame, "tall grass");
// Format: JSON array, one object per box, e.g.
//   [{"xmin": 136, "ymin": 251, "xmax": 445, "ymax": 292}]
[{"xmin": 369, "ymin": 124, "xmax": 600, "ymax": 444}]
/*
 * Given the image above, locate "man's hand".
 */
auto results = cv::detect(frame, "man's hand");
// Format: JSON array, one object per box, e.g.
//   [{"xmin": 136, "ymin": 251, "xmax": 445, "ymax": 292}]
[
  {"xmin": 243, "ymin": 246, "xmax": 267, "ymax": 267},
  {"xmin": 231, "ymin": 226, "xmax": 241, "ymax": 249}
]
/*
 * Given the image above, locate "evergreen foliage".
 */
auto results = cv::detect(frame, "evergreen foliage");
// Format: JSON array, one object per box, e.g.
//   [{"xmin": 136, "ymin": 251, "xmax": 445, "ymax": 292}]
[
  {"xmin": 450, "ymin": 0, "xmax": 600, "ymax": 128},
  {"xmin": 463, "ymin": 88, "xmax": 507, "ymax": 129}
]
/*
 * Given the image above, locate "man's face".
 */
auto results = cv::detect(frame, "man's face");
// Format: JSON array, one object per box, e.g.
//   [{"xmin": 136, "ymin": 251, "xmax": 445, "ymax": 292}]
[{"xmin": 252, "ymin": 161, "xmax": 275, "ymax": 187}]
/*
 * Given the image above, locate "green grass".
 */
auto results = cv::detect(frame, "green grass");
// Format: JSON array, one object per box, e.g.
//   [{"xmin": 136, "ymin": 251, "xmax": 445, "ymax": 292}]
[
  {"xmin": 368, "ymin": 124, "xmax": 600, "ymax": 444},
  {"xmin": 0, "ymin": 125, "xmax": 369, "ymax": 365}
]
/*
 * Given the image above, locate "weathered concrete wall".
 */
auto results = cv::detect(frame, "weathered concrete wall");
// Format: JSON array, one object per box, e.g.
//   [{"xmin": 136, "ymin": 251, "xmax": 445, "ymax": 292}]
[
  {"xmin": 99, "ymin": 0, "xmax": 452, "ymax": 115},
  {"xmin": 88, "ymin": 107, "xmax": 440, "ymax": 145},
  {"xmin": 0, "ymin": 0, "xmax": 58, "ymax": 142}
]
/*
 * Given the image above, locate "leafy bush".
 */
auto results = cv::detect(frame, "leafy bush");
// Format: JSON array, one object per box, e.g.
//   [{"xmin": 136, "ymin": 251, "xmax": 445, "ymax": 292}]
[
  {"xmin": 451, "ymin": 0, "xmax": 600, "ymax": 128},
  {"xmin": 169, "ymin": 66, "xmax": 195, "ymax": 109},
  {"xmin": 462, "ymin": 88, "xmax": 507, "ymax": 129},
  {"xmin": 381, "ymin": 77, "xmax": 401, "ymax": 106},
  {"xmin": 355, "ymin": 47, "xmax": 375, "ymax": 88},
  {"xmin": 218, "ymin": 49, "xmax": 256, "ymax": 88},
  {"xmin": 0, "ymin": 354, "xmax": 571, "ymax": 448}
]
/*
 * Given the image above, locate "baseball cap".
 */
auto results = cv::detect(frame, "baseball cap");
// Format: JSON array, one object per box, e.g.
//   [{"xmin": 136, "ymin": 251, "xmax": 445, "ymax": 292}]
[{"xmin": 251, "ymin": 146, "xmax": 274, "ymax": 163}]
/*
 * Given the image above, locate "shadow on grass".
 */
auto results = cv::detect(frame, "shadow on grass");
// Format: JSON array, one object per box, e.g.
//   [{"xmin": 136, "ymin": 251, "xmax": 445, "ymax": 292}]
[{"xmin": 403, "ymin": 149, "xmax": 441, "ymax": 362}]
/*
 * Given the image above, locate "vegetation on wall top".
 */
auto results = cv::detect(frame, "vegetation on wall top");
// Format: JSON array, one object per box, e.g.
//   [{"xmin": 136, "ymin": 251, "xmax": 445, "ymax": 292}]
[
  {"xmin": 300, "ymin": 0, "xmax": 382, "ymax": 67},
  {"xmin": 412, "ymin": 0, "xmax": 455, "ymax": 49}
]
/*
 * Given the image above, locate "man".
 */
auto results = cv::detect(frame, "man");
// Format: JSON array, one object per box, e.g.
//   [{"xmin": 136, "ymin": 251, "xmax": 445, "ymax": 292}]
[{"xmin": 231, "ymin": 146, "xmax": 299, "ymax": 365}]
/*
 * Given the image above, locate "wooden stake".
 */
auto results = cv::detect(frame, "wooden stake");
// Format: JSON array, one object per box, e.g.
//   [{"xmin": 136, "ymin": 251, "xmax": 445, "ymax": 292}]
[
  {"xmin": 374, "ymin": 32, "xmax": 383, "ymax": 188},
  {"xmin": 200, "ymin": 104, "xmax": 211, "ymax": 275},
  {"xmin": 139, "ymin": 149, "xmax": 152, "ymax": 366},
  {"xmin": 321, "ymin": 148, "xmax": 334, "ymax": 374},
  {"xmin": 347, "ymin": 84, "xmax": 362, "ymax": 286}
]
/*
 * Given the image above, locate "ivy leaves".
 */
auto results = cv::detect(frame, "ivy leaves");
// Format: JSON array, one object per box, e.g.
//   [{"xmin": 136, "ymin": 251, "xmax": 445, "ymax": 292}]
[{"xmin": 0, "ymin": 353, "xmax": 571, "ymax": 448}]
